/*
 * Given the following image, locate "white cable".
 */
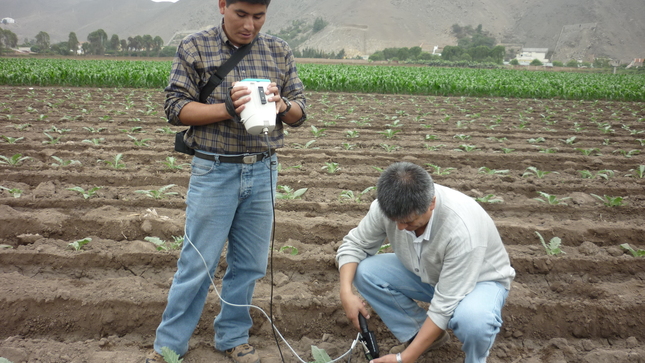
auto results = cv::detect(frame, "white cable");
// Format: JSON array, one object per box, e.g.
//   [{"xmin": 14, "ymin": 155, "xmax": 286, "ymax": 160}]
[{"xmin": 183, "ymin": 233, "xmax": 362, "ymax": 363}]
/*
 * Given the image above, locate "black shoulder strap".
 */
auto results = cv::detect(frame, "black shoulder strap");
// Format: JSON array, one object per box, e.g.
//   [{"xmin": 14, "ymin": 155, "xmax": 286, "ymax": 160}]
[{"xmin": 199, "ymin": 38, "xmax": 256, "ymax": 103}]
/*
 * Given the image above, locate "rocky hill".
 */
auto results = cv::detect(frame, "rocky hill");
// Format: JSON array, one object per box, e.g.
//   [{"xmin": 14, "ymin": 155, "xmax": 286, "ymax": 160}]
[{"xmin": 1, "ymin": 0, "xmax": 644, "ymax": 62}]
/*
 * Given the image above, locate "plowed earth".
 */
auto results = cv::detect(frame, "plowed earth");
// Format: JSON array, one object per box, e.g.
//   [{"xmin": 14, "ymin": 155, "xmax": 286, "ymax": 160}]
[{"xmin": 1, "ymin": 85, "xmax": 644, "ymax": 363}]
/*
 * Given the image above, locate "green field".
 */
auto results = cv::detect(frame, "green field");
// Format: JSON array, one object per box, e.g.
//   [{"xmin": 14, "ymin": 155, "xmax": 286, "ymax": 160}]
[{"xmin": 1, "ymin": 57, "xmax": 644, "ymax": 101}]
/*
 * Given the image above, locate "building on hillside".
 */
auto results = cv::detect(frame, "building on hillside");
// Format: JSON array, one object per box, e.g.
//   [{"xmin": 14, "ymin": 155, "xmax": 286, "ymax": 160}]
[
  {"xmin": 626, "ymin": 58, "xmax": 644, "ymax": 68},
  {"xmin": 1, "ymin": 17, "xmax": 16, "ymax": 24},
  {"xmin": 515, "ymin": 48, "xmax": 549, "ymax": 65}
]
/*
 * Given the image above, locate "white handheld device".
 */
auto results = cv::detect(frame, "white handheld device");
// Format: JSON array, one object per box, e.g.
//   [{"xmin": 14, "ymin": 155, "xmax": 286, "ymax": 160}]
[{"xmin": 237, "ymin": 78, "xmax": 276, "ymax": 135}]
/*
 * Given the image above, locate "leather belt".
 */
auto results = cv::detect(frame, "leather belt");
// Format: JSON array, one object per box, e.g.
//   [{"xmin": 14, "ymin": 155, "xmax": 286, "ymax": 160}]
[{"xmin": 194, "ymin": 150, "xmax": 274, "ymax": 164}]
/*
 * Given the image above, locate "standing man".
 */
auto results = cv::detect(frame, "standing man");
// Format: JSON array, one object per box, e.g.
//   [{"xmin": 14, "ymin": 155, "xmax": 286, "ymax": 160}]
[
  {"xmin": 337, "ymin": 162, "xmax": 515, "ymax": 363},
  {"xmin": 147, "ymin": 1, "xmax": 306, "ymax": 362}
]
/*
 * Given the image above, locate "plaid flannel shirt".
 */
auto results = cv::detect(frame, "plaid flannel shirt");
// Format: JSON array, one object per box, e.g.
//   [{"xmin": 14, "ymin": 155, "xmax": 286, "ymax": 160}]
[{"xmin": 165, "ymin": 23, "xmax": 307, "ymax": 154}]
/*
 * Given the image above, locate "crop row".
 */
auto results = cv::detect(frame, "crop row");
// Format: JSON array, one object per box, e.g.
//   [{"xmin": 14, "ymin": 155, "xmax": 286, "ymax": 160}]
[{"xmin": 1, "ymin": 58, "xmax": 644, "ymax": 101}]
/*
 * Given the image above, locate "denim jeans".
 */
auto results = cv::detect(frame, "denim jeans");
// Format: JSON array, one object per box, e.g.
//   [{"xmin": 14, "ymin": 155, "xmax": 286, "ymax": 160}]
[
  {"xmin": 154, "ymin": 152, "xmax": 278, "ymax": 355},
  {"xmin": 354, "ymin": 253, "xmax": 508, "ymax": 363}
]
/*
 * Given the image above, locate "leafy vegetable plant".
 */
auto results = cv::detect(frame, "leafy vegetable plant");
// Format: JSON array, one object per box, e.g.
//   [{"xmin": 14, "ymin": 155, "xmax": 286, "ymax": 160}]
[
  {"xmin": 67, "ymin": 186, "xmax": 102, "ymax": 199},
  {"xmin": 0, "ymin": 186, "xmax": 23, "ymax": 198},
  {"xmin": 620, "ymin": 243, "xmax": 645, "ymax": 257},
  {"xmin": 68, "ymin": 238, "xmax": 91, "ymax": 251},
  {"xmin": 533, "ymin": 191, "xmax": 570, "ymax": 205},
  {"xmin": 535, "ymin": 232, "xmax": 565, "ymax": 256},
  {"xmin": 590, "ymin": 194, "xmax": 625, "ymax": 207},
  {"xmin": 276, "ymin": 185, "xmax": 308, "ymax": 200},
  {"xmin": 340, "ymin": 186, "xmax": 375, "ymax": 203},
  {"xmin": 161, "ymin": 347, "xmax": 183, "ymax": 363},
  {"xmin": 135, "ymin": 184, "xmax": 179, "ymax": 199},
  {"xmin": 0, "ymin": 154, "xmax": 31, "ymax": 166}
]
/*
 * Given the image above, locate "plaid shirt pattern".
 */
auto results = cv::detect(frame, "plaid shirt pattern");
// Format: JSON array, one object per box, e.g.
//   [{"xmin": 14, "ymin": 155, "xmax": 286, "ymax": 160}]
[{"xmin": 165, "ymin": 24, "xmax": 307, "ymax": 154}]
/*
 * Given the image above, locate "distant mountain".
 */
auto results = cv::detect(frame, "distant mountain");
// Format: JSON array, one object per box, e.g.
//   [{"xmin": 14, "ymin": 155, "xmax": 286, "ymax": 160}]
[{"xmin": 1, "ymin": 0, "xmax": 644, "ymax": 62}]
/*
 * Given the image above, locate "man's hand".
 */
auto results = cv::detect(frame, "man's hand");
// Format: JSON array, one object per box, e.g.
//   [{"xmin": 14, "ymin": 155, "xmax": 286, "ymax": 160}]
[
  {"xmin": 229, "ymin": 82, "xmax": 252, "ymax": 115},
  {"xmin": 369, "ymin": 353, "xmax": 400, "ymax": 363},
  {"xmin": 264, "ymin": 82, "xmax": 286, "ymax": 114},
  {"xmin": 340, "ymin": 291, "xmax": 370, "ymax": 331}
]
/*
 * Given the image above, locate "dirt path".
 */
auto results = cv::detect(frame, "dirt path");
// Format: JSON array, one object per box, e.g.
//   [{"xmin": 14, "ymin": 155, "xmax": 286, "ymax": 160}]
[{"xmin": 1, "ymin": 86, "xmax": 644, "ymax": 362}]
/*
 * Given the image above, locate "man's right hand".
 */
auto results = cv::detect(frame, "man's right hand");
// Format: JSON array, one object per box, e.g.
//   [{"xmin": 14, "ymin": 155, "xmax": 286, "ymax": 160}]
[{"xmin": 340, "ymin": 291, "xmax": 370, "ymax": 331}]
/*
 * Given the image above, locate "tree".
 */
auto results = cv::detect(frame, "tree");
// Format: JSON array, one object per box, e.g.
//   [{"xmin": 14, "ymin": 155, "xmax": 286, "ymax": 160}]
[
  {"xmin": 530, "ymin": 59, "xmax": 543, "ymax": 66},
  {"xmin": 1, "ymin": 28, "xmax": 19, "ymax": 55},
  {"xmin": 35, "ymin": 31, "xmax": 50, "ymax": 51},
  {"xmin": 153, "ymin": 36, "xmax": 164, "ymax": 52},
  {"xmin": 313, "ymin": 17, "xmax": 327, "ymax": 33},
  {"xmin": 120, "ymin": 39, "xmax": 127, "ymax": 54},
  {"xmin": 68, "ymin": 32, "xmax": 79, "ymax": 55},
  {"xmin": 335, "ymin": 48, "xmax": 345, "ymax": 59},
  {"xmin": 488, "ymin": 45, "xmax": 505, "ymax": 64},
  {"xmin": 142, "ymin": 34, "xmax": 153, "ymax": 52},
  {"xmin": 409, "ymin": 46, "xmax": 422, "ymax": 59},
  {"xmin": 509, "ymin": 59, "xmax": 519, "ymax": 66},
  {"xmin": 51, "ymin": 41, "xmax": 70, "ymax": 55},
  {"xmin": 110, "ymin": 34, "xmax": 120, "ymax": 52},
  {"xmin": 87, "ymin": 29, "xmax": 108, "ymax": 55},
  {"xmin": 552, "ymin": 60, "xmax": 564, "ymax": 67},
  {"xmin": 566, "ymin": 59, "xmax": 578, "ymax": 68}
]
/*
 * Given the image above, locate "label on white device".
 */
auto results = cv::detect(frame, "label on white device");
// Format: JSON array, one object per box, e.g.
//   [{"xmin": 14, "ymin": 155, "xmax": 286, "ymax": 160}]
[{"xmin": 237, "ymin": 79, "xmax": 276, "ymax": 135}]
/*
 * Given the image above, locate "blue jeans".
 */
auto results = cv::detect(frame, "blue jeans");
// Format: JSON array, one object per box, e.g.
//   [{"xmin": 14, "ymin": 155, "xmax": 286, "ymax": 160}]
[
  {"xmin": 354, "ymin": 254, "xmax": 508, "ymax": 363},
  {"xmin": 154, "ymin": 152, "xmax": 277, "ymax": 355}
]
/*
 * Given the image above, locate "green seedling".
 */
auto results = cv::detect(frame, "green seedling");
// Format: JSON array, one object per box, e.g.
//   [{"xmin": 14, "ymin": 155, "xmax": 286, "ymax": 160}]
[
  {"xmin": 83, "ymin": 138, "xmax": 105, "ymax": 145},
  {"xmin": 487, "ymin": 137, "xmax": 507, "ymax": 143},
  {"xmin": 499, "ymin": 148, "xmax": 515, "ymax": 154},
  {"xmin": 145, "ymin": 236, "xmax": 183, "ymax": 251},
  {"xmin": 100, "ymin": 153, "xmax": 126, "ymax": 169},
  {"xmin": 45, "ymin": 125, "xmax": 70, "ymax": 134},
  {"xmin": 156, "ymin": 126, "xmax": 175, "ymax": 134},
  {"xmin": 11, "ymin": 123, "xmax": 32, "ymax": 130},
  {"xmin": 386, "ymin": 119, "xmax": 403, "ymax": 128},
  {"xmin": 612, "ymin": 149, "xmax": 640, "ymax": 158},
  {"xmin": 341, "ymin": 143, "xmax": 355, "ymax": 150},
  {"xmin": 67, "ymin": 186, "xmax": 102, "ymax": 199},
  {"xmin": 276, "ymin": 185, "xmax": 308, "ymax": 200},
  {"xmin": 559, "ymin": 136, "xmax": 577, "ymax": 145},
  {"xmin": 159, "ymin": 156, "xmax": 190, "ymax": 170},
  {"xmin": 278, "ymin": 245, "xmax": 299, "ymax": 255},
  {"xmin": 1, "ymin": 135, "xmax": 24, "ymax": 144},
  {"xmin": 533, "ymin": 191, "xmax": 570, "ymax": 205},
  {"xmin": 83, "ymin": 126, "xmax": 106, "ymax": 133},
  {"xmin": 345, "ymin": 130, "xmax": 360, "ymax": 138},
  {"xmin": 578, "ymin": 169, "xmax": 614, "ymax": 180},
  {"xmin": 120, "ymin": 126, "xmax": 144, "ymax": 133},
  {"xmin": 424, "ymin": 144, "xmax": 445, "ymax": 151},
  {"xmin": 478, "ymin": 167, "xmax": 509, "ymax": 175},
  {"xmin": 625, "ymin": 165, "xmax": 645, "ymax": 178},
  {"xmin": 321, "ymin": 162, "xmax": 340, "ymax": 174},
  {"xmin": 42, "ymin": 132, "xmax": 62, "ymax": 144},
  {"xmin": 590, "ymin": 194, "xmax": 625, "ymax": 207},
  {"xmin": 527, "ymin": 137, "xmax": 546, "ymax": 144},
  {"xmin": 0, "ymin": 186, "xmax": 23, "ymax": 198},
  {"xmin": 372, "ymin": 166, "xmax": 384, "ymax": 173},
  {"xmin": 380, "ymin": 143, "xmax": 400, "ymax": 152},
  {"xmin": 455, "ymin": 144, "xmax": 479, "ymax": 152},
  {"xmin": 0, "ymin": 153, "xmax": 31, "ymax": 166},
  {"xmin": 161, "ymin": 347, "xmax": 183, "ymax": 363},
  {"xmin": 523, "ymin": 166, "xmax": 558, "ymax": 179},
  {"xmin": 575, "ymin": 148, "xmax": 601, "ymax": 156},
  {"xmin": 377, "ymin": 243, "xmax": 392, "ymax": 254},
  {"xmin": 340, "ymin": 186, "xmax": 375, "ymax": 203},
  {"xmin": 310, "ymin": 345, "xmax": 332, "ymax": 363},
  {"xmin": 51, "ymin": 156, "xmax": 81, "ymax": 167},
  {"xmin": 378, "ymin": 129, "xmax": 401, "ymax": 139},
  {"xmin": 128, "ymin": 135, "xmax": 152, "ymax": 147},
  {"xmin": 424, "ymin": 134, "xmax": 440, "ymax": 141},
  {"xmin": 135, "ymin": 184, "xmax": 179, "ymax": 199},
  {"xmin": 453, "ymin": 133, "xmax": 471, "ymax": 141},
  {"xmin": 425, "ymin": 163, "xmax": 455, "ymax": 175},
  {"xmin": 310, "ymin": 125, "xmax": 327, "ymax": 138},
  {"xmin": 276, "ymin": 163, "xmax": 302, "ymax": 172},
  {"xmin": 620, "ymin": 243, "xmax": 645, "ymax": 257},
  {"xmin": 68, "ymin": 238, "xmax": 91, "ymax": 251},
  {"xmin": 535, "ymin": 232, "xmax": 565, "ymax": 256},
  {"xmin": 474, "ymin": 194, "xmax": 503, "ymax": 203},
  {"xmin": 293, "ymin": 140, "xmax": 318, "ymax": 149}
]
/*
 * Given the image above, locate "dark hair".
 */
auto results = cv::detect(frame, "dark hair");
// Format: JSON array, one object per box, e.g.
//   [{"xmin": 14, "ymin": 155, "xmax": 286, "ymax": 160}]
[
  {"xmin": 376, "ymin": 162, "xmax": 434, "ymax": 220},
  {"xmin": 226, "ymin": 0, "xmax": 271, "ymax": 5}
]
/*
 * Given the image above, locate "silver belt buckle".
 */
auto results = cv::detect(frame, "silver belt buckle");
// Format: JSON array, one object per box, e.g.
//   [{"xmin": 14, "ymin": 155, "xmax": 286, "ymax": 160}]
[{"xmin": 242, "ymin": 155, "xmax": 257, "ymax": 164}]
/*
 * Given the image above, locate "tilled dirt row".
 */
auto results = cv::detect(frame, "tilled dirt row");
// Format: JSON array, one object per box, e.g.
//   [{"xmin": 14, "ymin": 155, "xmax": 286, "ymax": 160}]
[{"xmin": 1, "ymin": 86, "xmax": 644, "ymax": 362}]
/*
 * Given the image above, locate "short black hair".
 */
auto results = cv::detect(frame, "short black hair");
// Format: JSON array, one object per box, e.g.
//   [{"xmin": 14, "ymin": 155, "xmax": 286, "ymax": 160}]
[
  {"xmin": 226, "ymin": 0, "xmax": 271, "ymax": 5},
  {"xmin": 376, "ymin": 162, "xmax": 435, "ymax": 220}
]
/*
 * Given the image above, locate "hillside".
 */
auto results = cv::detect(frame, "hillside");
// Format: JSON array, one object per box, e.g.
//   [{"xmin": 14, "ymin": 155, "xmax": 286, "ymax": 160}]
[{"xmin": 1, "ymin": 0, "xmax": 644, "ymax": 62}]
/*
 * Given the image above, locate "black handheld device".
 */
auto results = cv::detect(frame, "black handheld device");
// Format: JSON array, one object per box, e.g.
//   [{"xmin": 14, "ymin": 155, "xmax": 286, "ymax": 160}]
[{"xmin": 358, "ymin": 313, "xmax": 379, "ymax": 360}]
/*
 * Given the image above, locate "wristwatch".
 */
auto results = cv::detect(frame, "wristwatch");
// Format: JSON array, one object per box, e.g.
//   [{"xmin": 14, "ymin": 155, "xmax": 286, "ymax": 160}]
[
  {"xmin": 396, "ymin": 352, "xmax": 403, "ymax": 363},
  {"xmin": 277, "ymin": 97, "xmax": 291, "ymax": 118}
]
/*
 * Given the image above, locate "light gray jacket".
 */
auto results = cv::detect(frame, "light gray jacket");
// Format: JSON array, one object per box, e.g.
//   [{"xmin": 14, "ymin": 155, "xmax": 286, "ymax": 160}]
[{"xmin": 336, "ymin": 184, "xmax": 515, "ymax": 329}]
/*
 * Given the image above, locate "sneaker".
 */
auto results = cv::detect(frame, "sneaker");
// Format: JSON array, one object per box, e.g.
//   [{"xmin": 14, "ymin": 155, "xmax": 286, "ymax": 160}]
[
  {"xmin": 225, "ymin": 343, "xmax": 261, "ymax": 363},
  {"xmin": 389, "ymin": 330, "xmax": 450, "ymax": 355},
  {"xmin": 145, "ymin": 350, "xmax": 165, "ymax": 363}
]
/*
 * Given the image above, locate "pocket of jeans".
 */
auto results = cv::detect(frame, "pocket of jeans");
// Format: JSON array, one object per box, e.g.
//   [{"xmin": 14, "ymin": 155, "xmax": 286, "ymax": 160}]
[{"xmin": 191, "ymin": 157, "xmax": 216, "ymax": 176}]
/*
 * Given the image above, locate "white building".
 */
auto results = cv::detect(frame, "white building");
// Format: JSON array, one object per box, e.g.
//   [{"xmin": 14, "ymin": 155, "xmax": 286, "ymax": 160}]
[
  {"xmin": 1, "ymin": 17, "xmax": 16, "ymax": 24},
  {"xmin": 515, "ymin": 48, "xmax": 549, "ymax": 64}
]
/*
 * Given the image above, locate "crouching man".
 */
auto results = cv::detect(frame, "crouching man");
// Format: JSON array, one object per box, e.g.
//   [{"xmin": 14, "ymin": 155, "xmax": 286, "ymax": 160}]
[{"xmin": 337, "ymin": 162, "xmax": 515, "ymax": 363}]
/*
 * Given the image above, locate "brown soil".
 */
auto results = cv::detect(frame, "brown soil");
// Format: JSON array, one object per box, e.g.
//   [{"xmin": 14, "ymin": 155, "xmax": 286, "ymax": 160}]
[{"xmin": 1, "ymin": 86, "xmax": 644, "ymax": 363}]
